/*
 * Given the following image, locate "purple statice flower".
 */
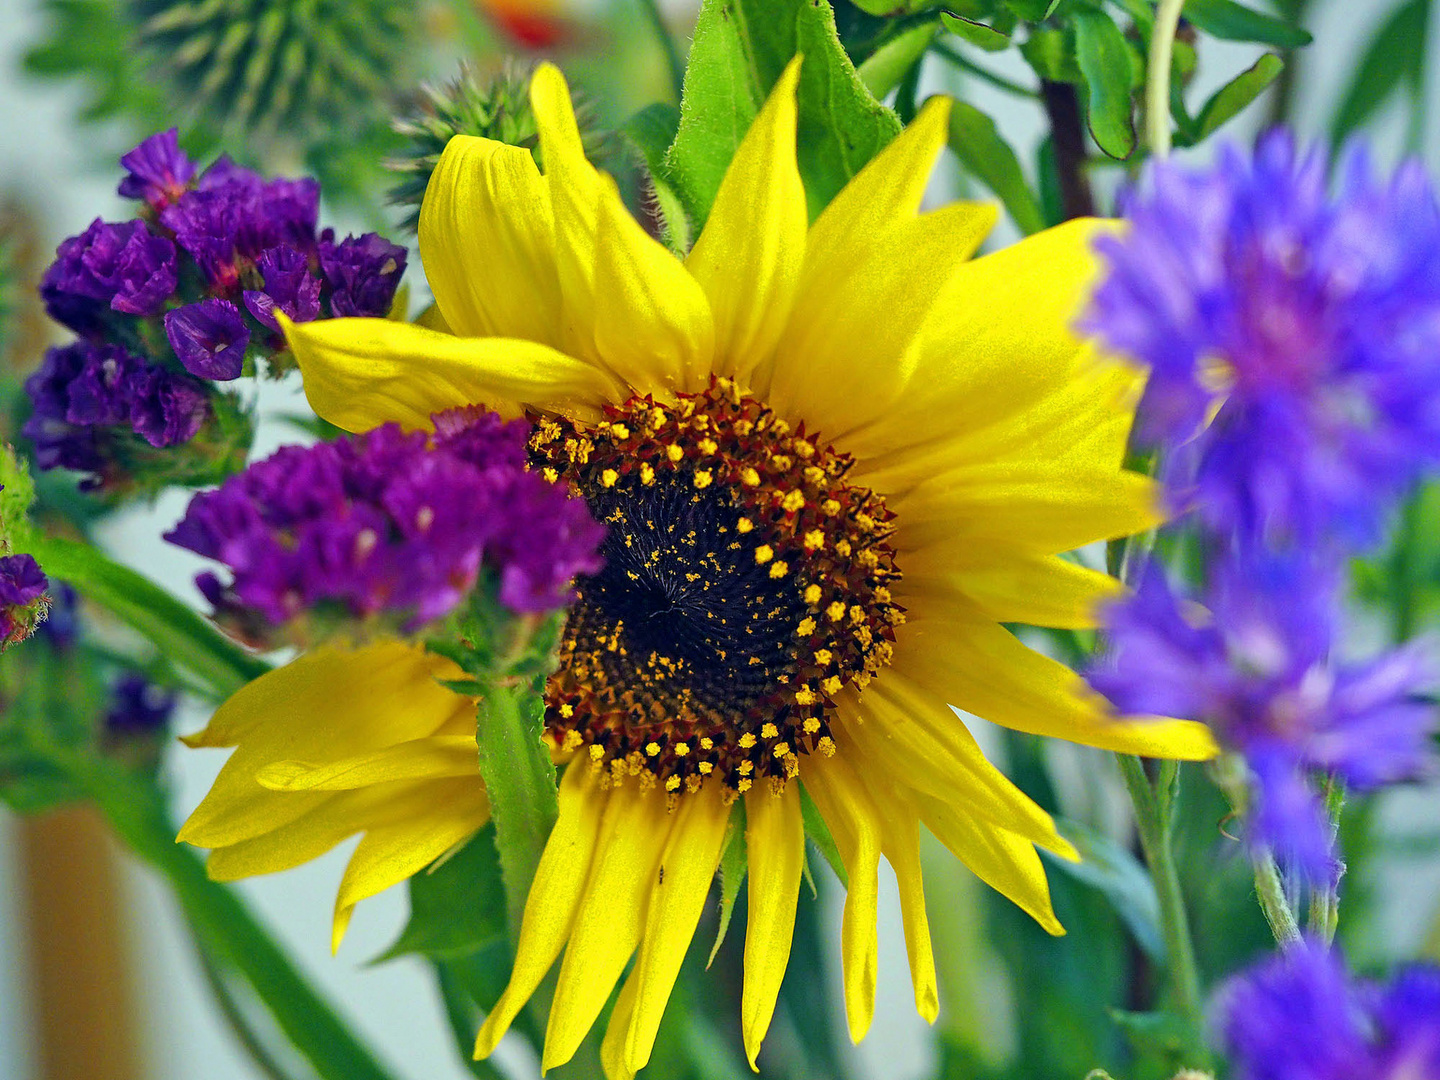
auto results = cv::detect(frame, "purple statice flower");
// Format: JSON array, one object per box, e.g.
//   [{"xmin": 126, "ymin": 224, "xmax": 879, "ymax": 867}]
[
  {"xmin": 1083, "ymin": 130, "xmax": 1440, "ymax": 550},
  {"xmin": 40, "ymin": 219, "xmax": 177, "ymax": 329},
  {"xmin": 1217, "ymin": 940, "xmax": 1440, "ymax": 1080},
  {"xmin": 1089, "ymin": 554, "xmax": 1437, "ymax": 880},
  {"xmin": 105, "ymin": 673, "xmax": 178, "ymax": 734},
  {"xmin": 117, "ymin": 129, "xmax": 196, "ymax": 211},
  {"xmin": 23, "ymin": 342, "xmax": 210, "ymax": 482},
  {"xmin": 243, "ymin": 246, "xmax": 322, "ymax": 329},
  {"xmin": 165, "ymin": 407, "xmax": 604, "ymax": 643},
  {"xmin": 0, "ymin": 553, "xmax": 49, "ymax": 649},
  {"xmin": 318, "ymin": 233, "xmax": 408, "ymax": 318},
  {"xmin": 165, "ymin": 299, "xmax": 249, "ymax": 380}
]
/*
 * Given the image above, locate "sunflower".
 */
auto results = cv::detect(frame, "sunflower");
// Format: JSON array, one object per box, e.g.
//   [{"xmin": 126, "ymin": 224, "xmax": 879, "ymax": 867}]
[{"xmin": 179, "ymin": 59, "xmax": 1215, "ymax": 1077}]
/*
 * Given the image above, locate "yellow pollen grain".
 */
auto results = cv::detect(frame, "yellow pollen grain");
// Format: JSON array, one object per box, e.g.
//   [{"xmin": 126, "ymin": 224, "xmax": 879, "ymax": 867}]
[
  {"xmin": 781, "ymin": 490, "xmax": 805, "ymax": 513},
  {"xmin": 768, "ymin": 561, "xmax": 788, "ymax": 579},
  {"xmin": 760, "ymin": 722, "xmax": 779, "ymax": 739},
  {"xmin": 803, "ymin": 529, "xmax": 825, "ymax": 551},
  {"xmin": 736, "ymin": 517, "xmax": 753, "ymax": 534},
  {"xmin": 640, "ymin": 463, "xmax": 655, "ymax": 485},
  {"xmin": 754, "ymin": 545, "xmax": 774, "ymax": 565},
  {"xmin": 875, "ymin": 586, "xmax": 892, "ymax": 603},
  {"xmin": 770, "ymin": 454, "xmax": 792, "ymax": 470},
  {"xmin": 698, "ymin": 761, "xmax": 713, "ymax": 774},
  {"xmin": 835, "ymin": 539, "xmax": 853, "ymax": 557},
  {"xmin": 822, "ymin": 498, "xmax": 842, "ymax": 516},
  {"xmin": 849, "ymin": 605, "xmax": 866, "ymax": 625},
  {"xmin": 665, "ymin": 775, "xmax": 681, "ymax": 791},
  {"xmin": 818, "ymin": 736, "xmax": 837, "ymax": 757},
  {"xmin": 736, "ymin": 778, "xmax": 753, "ymax": 793},
  {"xmin": 795, "ymin": 439, "xmax": 815, "ymax": 459},
  {"xmin": 822, "ymin": 675, "xmax": 843, "ymax": 695},
  {"xmin": 699, "ymin": 736, "xmax": 714, "ymax": 750},
  {"xmin": 601, "ymin": 468, "xmax": 619, "ymax": 488},
  {"xmin": 645, "ymin": 741, "xmax": 661, "ymax": 757},
  {"xmin": 694, "ymin": 469, "xmax": 714, "ymax": 489},
  {"xmin": 803, "ymin": 718, "xmax": 822, "ymax": 734},
  {"xmin": 543, "ymin": 467, "xmax": 559, "ymax": 483},
  {"xmin": 740, "ymin": 467, "xmax": 761, "ymax": 487},
  {"xmin": 674, "ymin": 742, "xmax": 690, "ymax": 756},
  {"xmin": 804, "ymin": 583, "xmax": 822, "ymax": 604},
  {"xmin": 610, "ymin": 423, "xmax": 630, "ymax": 440},
  {"xmin": 826, "ymin": 601, "xmax": 847, "ymax": 622},
  {"xmin": 698, "ymin": 437, "xmax": 718, "ymax": 455},
  {"xmin": 814, "ymin": 648, "xmax": 832, "ymax": 666},
  {"xmin": 772, "ymin": 742, "xmax": 791, "ymax": 758},
  {"xmin": 738, "ymin": 733, "xmax": 757, "ymax": 749},
  {"xmin": 804, "ymin": 466, "xmax": 826, "ymax": 485},
  {"xmin": 666, "ymin": 444, "xmax": 685, "ymax": 463},
  {"xmin": 734, "ymin": 419, "xmax": 754, "ymax": 436},
  {"xmin": 795, "ymin": 688, "xmax": 818, "ymax": 706},
  {"xmin": 562, "ymin": 729, "xmax": 583, "ymax": 751},
  {"xmin": 589, "ymin": 744, "xmax": 605, "ymax": 761},
  {"xmin": 559, "ymin": 703, "xmax": 574, "ymax": 718},
  {"xmin": 738, "ymin": 760, "xmax": 754, "ymax": 775},
  {"xmin": 797, "ymin": 617, "xmax": 816, "ymax": 636}
]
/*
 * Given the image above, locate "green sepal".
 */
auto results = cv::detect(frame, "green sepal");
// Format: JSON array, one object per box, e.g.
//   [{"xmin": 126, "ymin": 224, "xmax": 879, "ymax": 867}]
[
  {"xmin": 620, "ymin": 102, "xmax": 692, "ymax": 253},
  {"xmin": 666, "ymin": 0, "xmax": 901, "ymax": 228},
  {"xmin": 379, "ymin": 825, "xmax": 507, "ymax": 963},
  {"xmin": 1072, "ymin": 7, "xmax": 1137, "ymax": 159},
  {"xmin": 707, "ymin": 799, "xmax": 748, "ymax": 966},
  {"xmin": 947, "ymin": 100, "xmax": 1047, "ymax": 235}
]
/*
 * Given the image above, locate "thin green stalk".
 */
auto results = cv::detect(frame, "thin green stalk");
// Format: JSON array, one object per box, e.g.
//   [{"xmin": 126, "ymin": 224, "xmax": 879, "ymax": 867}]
[
  {"xmin": 932, "ymin": 40, "xmax": 1042, "ymax": 99},
  {"xmin": 1306, "ymin": 777, "xmax": 1345, "ymax": 942},
  {"xmin": 191, "ymin": 939, "xmax": 306, "ymax": 1080},
  {"xmin": 66, "ymin": 755, "xmax": 400, "ymax": 1080},
  {"xmin": 1117, "ymin": 753, "xmax": 1212, "ymax": 1070},
  {"xmin": 637, "ymin": 0, "xmax": 686, "ymax": 102},
  {"xmin": 1253, "ymin": 850, "xmax": 1303, "ymax": 945},
  {"xmin": 1146, "ymin": 0, "xmax": 1187, "ymax": 156}
]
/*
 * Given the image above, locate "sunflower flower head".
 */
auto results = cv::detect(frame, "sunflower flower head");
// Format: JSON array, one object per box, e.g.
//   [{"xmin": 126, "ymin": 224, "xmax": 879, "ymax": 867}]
[
  {"xmin": 1084, "ymin": 130, "xmax": 1440, "ymax": 550},
  {"xmin": 181, "ymin": 58, "xmax": 1216, "ymax": 1077}
]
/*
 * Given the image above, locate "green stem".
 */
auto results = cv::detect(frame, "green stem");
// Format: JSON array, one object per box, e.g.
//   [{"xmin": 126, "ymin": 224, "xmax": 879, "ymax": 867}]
[
  {"xmin": 637, "ymin": 0, "xmax": 686, "ymax": 102},
  {"xmin": 1253, "ymin": 850, "xmax": 1303, "ymax": 945},
  {"xmin": 1306, "ymin": 777, "xmax": 1345, "ymax": 942},
  {"xmin": 1146, "ymin": 0, "xmax": 1187, "ymax": 156},
  {"xmin": 68, "ymin": 756, "xmax": 400, "ymax": 1080},
  {"xmin": 1117, "ymin": 754, "xmax": 1212, "ymax": 1070},
  {"xmin": 932, "ymin": 41, "xmax": 1042, "ymax": 99},
  {"xmin": 191, "ymin": 938, "xmax": 306, "ymax": 1080}
]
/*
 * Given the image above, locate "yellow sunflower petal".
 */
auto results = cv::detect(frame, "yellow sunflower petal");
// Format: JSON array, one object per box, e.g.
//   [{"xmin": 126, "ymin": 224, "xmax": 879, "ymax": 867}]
[
  {"xmin": 544, "ymin": 783, "xmax": 673, "ymax": 1071},
  {"xmin": 530, "ymin": 62, "xmax": 713, "ymax": 395},
  {"xmin": 418, "ymin": 135, "xmax": 563, "ymax": 344},
  {"xmin": 741, "ymin": 781, "xmax": 805, "ymax": 1071},
  {"xmin": 901, "ymin": 555, "xmax": 1122, "ymax": 631},
  {"xmin": 916, "ymin": 792, "xmax": 1065, "ymax": 936},
  {"xmin": 685, "ymin": 58, "xmax": 807, "ymax": 383},
  {"xmin": 283, "ymin": 313, "xmax": 623, "ymax": 433},
  {"xmin": 178, "ymin": 643, "xmax": 470, "ymax": 849},
  {"xmin": 474, "ymin": 765, "xmax": 605, "ymax": 1059},
  {"xmin": 624, "ymin": 783, "xmax": 732, "ymax": 1072},
  {"xmin": 891, "ymin": 614, "xmax": 1218, "ymax": 759},
  {"xmin": 600, "ymin": 967, "xmax": 642, "ymax": 1080},
  {"xmin": 861, "ymin": 781, "xmax": 938, "ymax": 1024},
  {"xmin": 331, "ymin": 777, "xmax": 490, "ymax": 952},
  {"xmin": 801, "ymin": 755, "xmax": 882, "ymax": 1043},
  {"xmin": 256, "ymin": 736, "xmax": 479, "ymax": 791}
]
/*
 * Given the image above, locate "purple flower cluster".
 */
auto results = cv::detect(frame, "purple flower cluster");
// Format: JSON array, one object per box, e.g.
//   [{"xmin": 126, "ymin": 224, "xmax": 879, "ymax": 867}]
[
  {"xmin": 24, "ymin": 343, "xmax": 209, "ymax": 481},
  {"xmin": 105, "ymin": 673, "xmax": 178, "ymax": 735},
  {"xmin": 0, "ymin": 552, "xmax": 49, "ymax": 650},
  {"xmin": 1086, "ymin": 132, "xmax": 1440, "ymax": 549},
  {"xmin": 29, "ymin": 130, "xmax": 409, "ymax": 492},
  {"xmin": 1090, "ymin": 557, "xmax": 1435, "ymax": 880},
  {"xmin": 165, "ymin": 407, "xmax": 604, "ymax": 645},
  {"xmin": 1217, "ymin": 940, "xmax": 1440, "ymax": 1080}
]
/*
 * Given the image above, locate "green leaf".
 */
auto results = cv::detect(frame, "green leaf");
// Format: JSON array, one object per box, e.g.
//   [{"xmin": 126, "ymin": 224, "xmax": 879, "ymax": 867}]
[
  {"xmin": 665, "ymin": 0, "xmax": 901, "ymax": 226},
  {"xmin": 381, "ymin": 827, "xmax": 506, "ymax": 962},
  {"xmin": 1019, "ymin": 26, "xmax": 1082, "ymax": 84},
  {"xmin": 1044, "ymin": 819, "xmax": 1164, "ymax": 959},
  {"xmin": 1107, "ymin": 1007, "xmax": 1193, "ymax": 1062},
  {"xmin": 0, "ymin": 445, "xmax": 35, "ymax": 543},
  {"xmin": 941, "ymin": 13, "xmax": 1012, "ymax": 51},
  {"xmin": 708, "ymin": 801, "xmax": 747, "ymax": 966},
  {"xmin": 858, "ymin": 22, "xmax": 940, "ymax": 98},
  {"xmin": 947, "ymin": 99, "xmax": 1047, "ymax": 235},
  {"xmin": 798, "ymin": 781, "xmax": 848, "ymax": 887},
  {"xmin": 1072, "ymin": 8, "xmax": 1136, "ymax": 159},
  {"xmin": 1191, "ymin": 52, "xmax": 1284, "ymax": 142},
  {"xmin": 17, "ymin": 536, "xmax": 269, "ymax": 700},
  {"xmin": 621, "ymin": 102, "xmax": 691, "ymax": 252},
  {"xmin": 1183, "ymin": 0, "xmax": 1313, "ymax": 48},
  {"xmin": 1331, "ymin": 0, "xmax": 1427, "ymax": 143}
]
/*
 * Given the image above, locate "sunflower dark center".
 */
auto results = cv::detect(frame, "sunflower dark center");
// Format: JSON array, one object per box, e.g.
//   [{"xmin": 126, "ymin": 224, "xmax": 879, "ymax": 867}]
[{"xmin": 531, "ymin": 377, "xmax": 904, "ymax": 801}]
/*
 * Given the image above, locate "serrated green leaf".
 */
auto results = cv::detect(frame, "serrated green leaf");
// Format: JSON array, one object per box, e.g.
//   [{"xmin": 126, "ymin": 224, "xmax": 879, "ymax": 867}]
[
  {"xmin": 858, "ymin": 22, "xmax": 940, "ymax": 98},
  {"xmin": 380, "ymin": 826, "xmax": 505, "ymax": 962},
  {"xmin": 947, "ymin": 99, "xmax": 1047, "ymax": 235},
  {"xmin": 708, "ymin": 801, "xmax": 747, "ymax": 966},
  {"xmin": 16, "ymin": 536, "xmax": 269, "ymax": 700},
  {"xmin": 665, "ymin": 0, "xmax": 901, "ymax": 227},
  {"xmin": 1331, "ymin": 0, "xmax": 1426, "ymax": 143},
  {"xmin": 1073, "ymin": 8, "xmax": 1136, "ymax": 159},
  {"xmin": 1044, "ymin": 818, "xmax": 1164, "ymax": 959},
  {"xmin": 1192, "ymin": 52, "xmax": 1284, "ymax": 141},
  {"xmin": 1183, "ymin": 0, "xmax": 1313, "ymax": 48},
  {"xmin": 941, "ymin": 13, "xmax": 1012, "ymax": 51}
]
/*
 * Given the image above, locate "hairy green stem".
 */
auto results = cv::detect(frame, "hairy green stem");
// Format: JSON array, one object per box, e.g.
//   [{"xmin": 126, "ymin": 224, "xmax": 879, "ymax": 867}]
[
  {"xmin": 637, "ymin": 0, "xmax": 686, "ymax": 102},
  {"xmin": 67, "ymin": 755, "xmax": 400, "ymax": 1080},
  {"xmin": 1146, "ymin": 0, "xmax": 1187, "ymax": 156},
  {"xmin": 1117, "ymin": 754, "xmax": 1212, "ymax": 1070},
  {"xmin": 1253, "ymin": 850, "xmax": 1303, "ymax": 945}
]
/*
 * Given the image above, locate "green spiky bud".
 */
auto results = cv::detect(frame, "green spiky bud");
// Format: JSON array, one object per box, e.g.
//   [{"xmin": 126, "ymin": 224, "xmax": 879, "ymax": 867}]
[
  {"xmin": 387, "ymin": 63, "xmax": 611, "ymax": 235},
  {"xmin": 126, "ymin": 0, "xmax": 418, "ymax": 138}
]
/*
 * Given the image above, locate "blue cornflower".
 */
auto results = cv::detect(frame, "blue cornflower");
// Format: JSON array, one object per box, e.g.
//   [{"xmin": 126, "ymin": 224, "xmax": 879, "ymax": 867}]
[
  {"xmin": 1084, "ymin": 130, "xmax": 1440, "ymax": 550},
  {"xmin": 1217, "ymin": 939, "xmax": 1440, "ymax": 1080},
  {"xmin": 1089, "ymin": 554, "xmax": 1437, "ymax": 880}
]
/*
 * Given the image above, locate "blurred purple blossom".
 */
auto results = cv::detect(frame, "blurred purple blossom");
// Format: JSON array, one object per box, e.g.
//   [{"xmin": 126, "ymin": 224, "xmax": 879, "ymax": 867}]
[{"xmin": 117, "ymin": 129, "xmax": 196, "ymax": 210}]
